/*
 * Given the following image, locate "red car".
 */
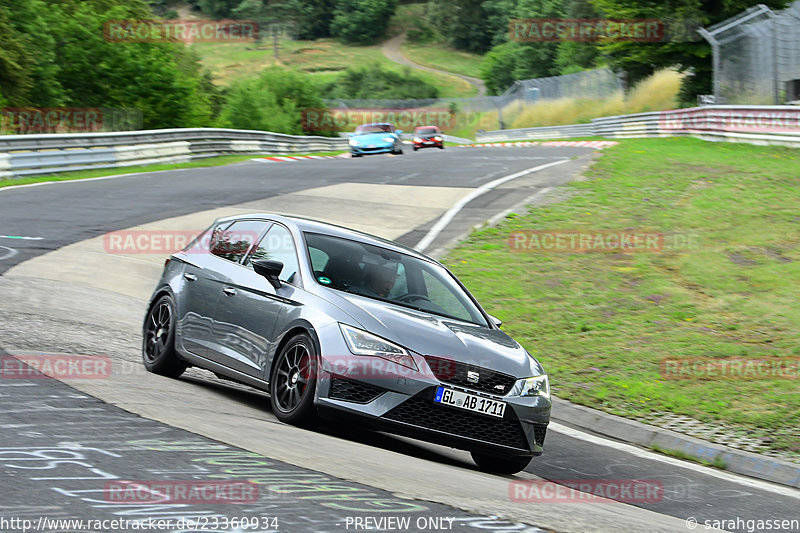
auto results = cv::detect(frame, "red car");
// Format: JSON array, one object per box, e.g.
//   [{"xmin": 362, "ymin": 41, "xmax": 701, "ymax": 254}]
[{"xmin": 412, "ymin": 126, "xmax": 444, "ymax": 151}]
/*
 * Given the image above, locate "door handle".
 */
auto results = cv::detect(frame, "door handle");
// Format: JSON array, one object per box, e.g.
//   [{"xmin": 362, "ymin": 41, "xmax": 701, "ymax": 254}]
[
  {"xmin": 183, "ymin": 273, "xmax": 197, "ymax": 282},
  {"xmin": 223, "ymin": 287, "xmax": 237, "ymax": 296}
]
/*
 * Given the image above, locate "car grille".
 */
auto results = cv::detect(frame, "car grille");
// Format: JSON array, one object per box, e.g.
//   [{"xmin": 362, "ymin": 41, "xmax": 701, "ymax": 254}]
[
  {"xmin": 534, "ymin": 424, "xmax": 547, "ymax": 447},
  {"xmin": 382, "ymin": 388, "xmax": 529, "ymax": 451},
  {"xmin": 423, "ymin": 356, "xmax": 517, "ymax": 396},
  {"xmin": 329, "ymin": 376, "xmax": 386, "ymax": 404}
]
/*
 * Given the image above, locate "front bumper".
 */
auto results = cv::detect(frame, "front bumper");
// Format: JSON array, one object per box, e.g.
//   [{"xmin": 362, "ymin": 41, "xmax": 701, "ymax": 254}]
[
  {"xmin": 314, "ymin": 355, "xmax": 551, "ymax": 458},
  {"xmin": 413, "ymin": 139, "xmax": 443, "ymax": 149},
  {"xmin": 351, "ymin": 144, "xmax": 394, "ymax": 155}
]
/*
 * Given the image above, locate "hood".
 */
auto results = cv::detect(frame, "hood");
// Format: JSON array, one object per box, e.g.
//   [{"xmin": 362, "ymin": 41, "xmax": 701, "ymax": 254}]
[
  {"xmin": 353, "ymin": 132, "xmax": 395, "ymax": 144},
  {"xmin": 323, "ymin": 290, "xmax": 544, "ymax": 378}
]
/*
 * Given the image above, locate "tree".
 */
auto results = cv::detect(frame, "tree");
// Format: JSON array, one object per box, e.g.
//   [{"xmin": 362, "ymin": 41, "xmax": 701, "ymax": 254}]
[
  {"xmin": 295, "ymin": 0, "xmax": 336, "ymax": 39},
  {"xmin": 425, "ymin": 0, "xmax": 494, "ymax": 53},
  {"xmin": 330, "ymin": 0, "xmax": 398, "ymax": 44},
  {"xmin": 590, "ymin": 0, "xmax": 790, "ymax": 101},
  {"xmin": 196, "ymin": 0, "xmax": 240, "ymax": 18},
  {"xmin": 0, "ymin": 0, "xmax": 216, "ymax": 128}
]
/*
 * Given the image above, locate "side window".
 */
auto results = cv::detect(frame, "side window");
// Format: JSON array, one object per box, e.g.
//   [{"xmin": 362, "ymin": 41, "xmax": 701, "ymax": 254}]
[
  {"xmin": 308, "ymin": 247, "xmax": 330, "ymax": 273},
  {"xmin": 210, "ymin": 220, "xmax": 267, "ymax": 263},
  {"xmin": 246, "ymin": 224, "xmax": 300, "ymax": 284}
]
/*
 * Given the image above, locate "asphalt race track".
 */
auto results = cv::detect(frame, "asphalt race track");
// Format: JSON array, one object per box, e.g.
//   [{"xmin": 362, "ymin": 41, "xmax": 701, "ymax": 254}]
[{"xmin": 1, "ymin": 146, "xmax": 798, "ymax": 533}]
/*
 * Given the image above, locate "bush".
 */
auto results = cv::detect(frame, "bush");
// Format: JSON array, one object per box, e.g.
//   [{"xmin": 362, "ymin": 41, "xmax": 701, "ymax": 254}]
[
  {"xmin": 219, "ymin": 67, "xmax": 334, "ymax": 135},
  {"xmin": 324, "ymin": 63, "xmax": 439, "ymax": 100}
]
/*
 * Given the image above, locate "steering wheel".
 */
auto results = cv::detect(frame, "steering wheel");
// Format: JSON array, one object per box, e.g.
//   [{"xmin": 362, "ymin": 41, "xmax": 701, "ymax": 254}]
[{"xmin": 397, "ymin": 293, "xmax": 431, "ymax": 303}]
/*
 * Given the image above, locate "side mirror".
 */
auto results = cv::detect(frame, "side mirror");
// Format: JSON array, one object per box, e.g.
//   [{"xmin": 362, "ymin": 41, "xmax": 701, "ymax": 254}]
[
  {"xmin": 488, "ymin": 314, "xmax": 502, "ymax": 328},
  {"xmin": 253, "ymin": 259, "xmax": 283, "ymax": 289},
  {"xmin": 395, "ymin": 129, "xmax": 403, "ymax": 134}
]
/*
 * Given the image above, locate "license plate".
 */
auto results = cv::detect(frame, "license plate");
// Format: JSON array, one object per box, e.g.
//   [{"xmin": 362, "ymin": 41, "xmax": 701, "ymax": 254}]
[
  {"xmin": 368, "ymin": 145, "xmax": 376, "ymax": 148},
  {"xmin": 434, "ymin": 386, "xmax": 506, "ymax": 418},
  {"xmin": 423, "ymin": 141, "xmax": 433, "ymax": 144}
]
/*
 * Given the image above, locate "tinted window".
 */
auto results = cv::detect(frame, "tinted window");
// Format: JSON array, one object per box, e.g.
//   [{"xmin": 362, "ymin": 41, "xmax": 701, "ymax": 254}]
[
  {"xmin": 210, "ymin": 220, "xmax": 267, "ymax": 263},
  {"xmin": 304, "ymin": 232, "xmax": 487, "ymax": 326},
  {"xmin": 246, "ymin": 224, "xmax": 300, "ymax": 284}
]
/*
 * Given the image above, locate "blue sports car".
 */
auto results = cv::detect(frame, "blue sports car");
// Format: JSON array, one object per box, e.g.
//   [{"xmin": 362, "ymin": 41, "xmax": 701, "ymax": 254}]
[{"xmin": 349, "ymin": 122, "xmax": 404, "ymax": 157}]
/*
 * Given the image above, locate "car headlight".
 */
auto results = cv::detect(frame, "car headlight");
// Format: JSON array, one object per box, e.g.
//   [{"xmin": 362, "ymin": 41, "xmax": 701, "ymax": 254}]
[
  {"xmin": 383, "ymin": 136, "xmax": 395, "ymax": 143},
  {"xmin": 339, "ymin": 324, "xmax": 418, "ymax": 370},
  {"xmin": 413, "ymin": 137, "xmax": 422, "ymax": 143},
  {"xmin": 434, "ymin": 136, "xmax": 442, "ymax": 141},
  {"xmin": 519, "ymin": 375, "xmax": 550, "ymax": 399},
  {"xmin": 349, "ymin": 139, "xmax": 358, "ymax": 146}
]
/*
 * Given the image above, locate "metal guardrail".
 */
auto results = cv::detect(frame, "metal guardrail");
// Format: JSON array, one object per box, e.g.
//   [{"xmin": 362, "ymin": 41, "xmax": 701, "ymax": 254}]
[
  {"xmin": 0, "ymin": 128, "xmax": 349, "ymax": 179},
  {"xmin": 476, "ymin": 105, "xmax": 800, "ymax": 147}
]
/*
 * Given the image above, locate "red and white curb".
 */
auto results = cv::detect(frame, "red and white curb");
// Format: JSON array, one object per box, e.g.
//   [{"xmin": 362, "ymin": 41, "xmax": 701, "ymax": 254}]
[
  {"xmin": 461, "ymin": 141, "xmax": 619, "ymax": 149},
  {"xmin": 254, "ymin": 154, "xmax": 351, "ymax": 163}
]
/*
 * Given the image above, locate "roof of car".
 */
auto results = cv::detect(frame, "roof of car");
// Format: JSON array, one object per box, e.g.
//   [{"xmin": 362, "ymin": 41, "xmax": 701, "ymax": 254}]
[
  {"xmin": 213, "ymin": 213, "xmax": 436, "ymax": 263},
  {"xmin": 414, "ymin": 125, "xmax": 441, "ymax": 130},
  {"xmin": 358, "ymin": 122, "xmax": 393, "ymax": 127}
]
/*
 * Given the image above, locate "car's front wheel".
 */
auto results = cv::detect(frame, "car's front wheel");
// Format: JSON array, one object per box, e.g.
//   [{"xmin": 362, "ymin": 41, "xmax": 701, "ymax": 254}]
[
  {"xmin": 471, "ymin": 452, "xmax": 531, "ymax": 475},
  {"xmin": 142, "ymin": 294, "xmax": 187, "ymax": 378},
  {"xmin": 270, "ymin": 333, "xmax": 319, "ymax": 425}
]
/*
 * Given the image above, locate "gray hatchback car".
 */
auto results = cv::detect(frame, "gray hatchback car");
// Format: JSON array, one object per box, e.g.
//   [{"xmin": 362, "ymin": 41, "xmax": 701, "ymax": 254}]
[{"xmin": 143, "ymin": 214, "xmax": 551, "ymax": 474}]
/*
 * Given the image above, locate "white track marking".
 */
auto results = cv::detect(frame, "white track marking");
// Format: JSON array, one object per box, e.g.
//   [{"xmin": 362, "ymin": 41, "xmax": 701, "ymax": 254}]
[
  {"xmin": 0, "ymin": 168, "xmax": 194, "ymax": 193},
  {"xmin": 0, "ymin": 246, "xmax": 18, "ymax": 261},
  {"xmin": 549, "ymin": 422, "xmax": 800, "ymax": 498},
  {"xmin": 414, "ymin": 159, "xmax": 570, "ymax": 252},
  {"xmin": 0, "ymin": 235, "xmax": 43, "ymax": 240}
]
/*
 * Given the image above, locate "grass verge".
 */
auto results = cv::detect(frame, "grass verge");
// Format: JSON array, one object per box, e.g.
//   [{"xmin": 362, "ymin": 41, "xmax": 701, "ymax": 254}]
[
  {"xmin": 650, "ymin": 444, "xmax": 727, "ymax": 469},
  {"xmin": 444, "ymin": 137, "xmax": 800, "ymax": 456},
  {"xmin": 0, "ymin": 152, "xmax": 346, "ymax": 189}
]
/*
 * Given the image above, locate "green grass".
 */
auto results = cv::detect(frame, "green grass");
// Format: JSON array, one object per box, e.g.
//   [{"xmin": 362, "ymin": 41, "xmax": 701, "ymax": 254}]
[
  {"xmin": 0, "ymin": 151, "xmax": 346, "ymax": 188},
  {"xmin": 444, "ymin": 137, "xmax": 800, "ymax": 455},
  {"xmin": 400, "ymin": 42, "xmax": 484, "ymax": 79},
  {"xmin": 191, "ymin": 38, "xmax": 477, "ymax": 98}
]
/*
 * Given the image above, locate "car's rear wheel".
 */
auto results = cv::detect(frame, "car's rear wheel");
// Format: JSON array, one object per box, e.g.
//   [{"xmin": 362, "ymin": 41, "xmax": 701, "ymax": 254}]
[
  {"xmin": 142, "ymin": 294, "xmax": 187, "ymax": 378},
  {"xmin": 471, "ymin": 452, "xmax": 531, "ymax": 475},
  {"xmin": 270, "ymin": 333, "xmax": 319, "ymax": 425}
]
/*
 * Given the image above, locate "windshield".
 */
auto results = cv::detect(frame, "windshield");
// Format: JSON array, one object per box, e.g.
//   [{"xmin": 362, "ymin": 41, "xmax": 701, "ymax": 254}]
[
  {"xmin": 354, "ymin": 124, "xmax": 393, "ymax": 135},
  {"xmin": 305, "ymin": 232, "xmax": 488, "ymax": 326},
  {"xmin": 416, "ymin": 127, "xmax": 439, "ymax": 135}
]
